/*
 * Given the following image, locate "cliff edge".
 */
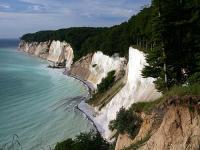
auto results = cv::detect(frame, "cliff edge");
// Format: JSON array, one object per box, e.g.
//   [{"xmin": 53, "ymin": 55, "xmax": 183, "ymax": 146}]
[{"xmin": 115, "ymin": 95, "xmax": 200, "ymax": 150}]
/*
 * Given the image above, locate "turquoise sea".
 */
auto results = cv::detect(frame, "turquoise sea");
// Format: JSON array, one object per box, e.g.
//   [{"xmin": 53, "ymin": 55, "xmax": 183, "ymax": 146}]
[{"xmin": 0, "ymin": 39, "xmax": 93, "ymax": 149}]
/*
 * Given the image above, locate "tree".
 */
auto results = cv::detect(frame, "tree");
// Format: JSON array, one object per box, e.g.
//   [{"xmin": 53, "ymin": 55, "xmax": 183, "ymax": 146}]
[
  {"xmin": 54, "ymin": 131, "xmax": 109, "ymax": 150},
  {"xmin": 143, "ymin": 0, "xmax": 200, "ymax": 91},
  {"xmin": 109, "ymin": 107, "xmax": 142, "ymax": 138},
  {"xmin": 97, "ymin": 71, "xmax": 116, "ymax": 93}
]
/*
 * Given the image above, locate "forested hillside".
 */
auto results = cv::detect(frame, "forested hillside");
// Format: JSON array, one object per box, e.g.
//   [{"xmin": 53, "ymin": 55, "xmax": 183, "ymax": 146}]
[
  {"xmin": 142, "ymin": 0, "xmax": 200, "ymax": 91},
  {"xmin": 21, "ymin": 0, "xmax": 200, "ymax": 92},
  {"xmin": 21, "ymin": 7, "xmax": 152, "ymax": 60}
]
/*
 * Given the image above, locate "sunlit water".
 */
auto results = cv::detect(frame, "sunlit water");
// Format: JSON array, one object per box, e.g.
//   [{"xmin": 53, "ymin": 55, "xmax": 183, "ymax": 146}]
[{"xmin": 0, "ymin": 39, "xmax": 93, "ymax": 150}]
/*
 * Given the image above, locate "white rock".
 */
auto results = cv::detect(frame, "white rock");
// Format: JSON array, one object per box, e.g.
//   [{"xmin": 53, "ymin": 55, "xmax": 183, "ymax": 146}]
[
  {"xmin": 79, "ymin": 47, "xmax": 162, "ymax": 139},
  {"xmin": 87, "ymin": 51, "xmax": 126, "ymax": 88},
  {"xmin": 47, "ymin": 40, "xmax": 74, "ymax": 69}
]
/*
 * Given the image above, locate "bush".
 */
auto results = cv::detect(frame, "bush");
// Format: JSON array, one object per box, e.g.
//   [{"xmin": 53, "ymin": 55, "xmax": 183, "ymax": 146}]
[
  {"xmin": 164, "ymin": 84, "xmax": 200, "ymax": 97},
  {"xmin": 109, "ymin": 107, "xmax": 142, "ymax": 139},
  {"xmin": 97, "ymin": 71, "xmax": 116, "ymax": 93},
  {"xmin": 54, "ymin": 131, "xmax": 109, "ymax": 150},
  {"xmin": 188, "ymin": 72, "xmax": 200, "ymax": 84},
  {"xmin": 130, "ymin": 99, "xmax": 161, "ymax": 113}
]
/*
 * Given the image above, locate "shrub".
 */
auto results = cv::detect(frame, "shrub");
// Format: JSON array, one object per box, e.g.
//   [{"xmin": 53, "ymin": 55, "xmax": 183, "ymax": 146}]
[
  {"xmin": 97, "ymin": 71, "xmax": 116, "ymax": 93},
  {"xmin": 54, "ymin": 131, "xmax": 109, "ymax": 150},
  {"xmin": 164, "ymin": 84, "xmax": 200, "ymax": 97},
  {"xmin": 130, "ymin": 99, "xmax": 161, "ymax": 113},
  {"xmin": 109, "ymin": 107, "xmax": 142, "ymax": 139},
  {"xmin": 188, "ymin": 72, "xmax": 200, "ymax": 84}
]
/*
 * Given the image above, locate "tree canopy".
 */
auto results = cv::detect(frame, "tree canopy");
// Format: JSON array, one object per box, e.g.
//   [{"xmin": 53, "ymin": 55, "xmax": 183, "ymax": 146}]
[{"xmin": 142, "ymin": 0, "xmax": 200, "ymax": 91}]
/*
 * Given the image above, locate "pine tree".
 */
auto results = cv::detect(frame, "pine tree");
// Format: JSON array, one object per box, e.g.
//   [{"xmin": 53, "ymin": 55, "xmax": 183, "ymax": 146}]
[{"xmin": 143, "ymin": 0, "xmax": 200, "ymax": 90}]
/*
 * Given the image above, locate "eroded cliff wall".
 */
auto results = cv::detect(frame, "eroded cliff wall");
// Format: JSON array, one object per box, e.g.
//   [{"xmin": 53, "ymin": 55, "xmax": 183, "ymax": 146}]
[
  {"xmin": 19, "ymin": 40, "xmax": 74, "ymax": 69},
  {"xmin": 19, "ymin": 40, "xmax": 51, "ymax": 59},
  {"xmin": 69, "ymin": 51, "xmax": 126, "ymax": 88},
  {"xmin": 94, "ymin": 47, "xmax": 161, "ymax": 139},
  {"xmin": 78, "ymin": 47, "xmax": 162, "ymax": 139},
  {"xmin": 115, "ymin": 96, "xmax": 200, "ymax": 150}
]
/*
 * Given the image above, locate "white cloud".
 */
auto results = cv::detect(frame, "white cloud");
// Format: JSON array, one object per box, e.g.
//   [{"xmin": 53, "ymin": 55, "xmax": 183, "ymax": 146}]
[
  {"xmin": 0, "ymin": 11, "xmax": 111, "ymax": 38},
  {"xmin": 0, "ymin": 2, "xmax": 10, "ymax": 9},
  {"xmin": 0, "ymin": 0, "xmax": 151, "ymax": 38},
  {"xmin": 18, "ymin": 0, "xmax": 141, "ymax": 17}
]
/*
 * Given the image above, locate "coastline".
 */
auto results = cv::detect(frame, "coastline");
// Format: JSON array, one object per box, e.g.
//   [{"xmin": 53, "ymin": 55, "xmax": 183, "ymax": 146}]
[
  {"xmin": 62, "ymin": 69, "xmax": 102, "ymax": 135},
  {"xmin": 63, "ymin": 69, "xmax": 95, "ymax": 97},
  {"xmin": 19, "ymin": 46, "xmax": 103, "ymax": 138}
]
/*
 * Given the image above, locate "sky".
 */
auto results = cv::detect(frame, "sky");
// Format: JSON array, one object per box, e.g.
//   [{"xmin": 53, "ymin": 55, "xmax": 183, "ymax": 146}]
[{"xmin": 0, "ymin": 0, "xmax": 150, "ymax": 38}]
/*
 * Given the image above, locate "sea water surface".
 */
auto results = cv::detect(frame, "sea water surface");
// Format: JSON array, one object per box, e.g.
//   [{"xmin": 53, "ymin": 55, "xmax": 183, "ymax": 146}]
[{"xmin": 0, "ymin": 39, "xmax": 93, "ymax": 149}]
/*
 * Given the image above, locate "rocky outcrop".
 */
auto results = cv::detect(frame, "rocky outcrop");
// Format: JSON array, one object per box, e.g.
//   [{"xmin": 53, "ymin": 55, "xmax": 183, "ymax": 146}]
[
  {"xmin": 47, "ymin": 41, "xmax": 73, "ymax": 69},
  {"xmin": 115, "ymin": 113, "xmax": 154, "ymax": 150},
  {"xmin": 18, "ymin": 40, "xmax": 74, "ymax": 69},
  {"xmin": 140, "ymin": 96, "xmax": 200, "ymax": 150},
  {"xmin": 69, "ymin": 53, "xmax": 93, "ymax": 81},
  {"xmin": 115, "ymin": 96, "xmax": 200, "ymax": 150},
  {"xmin": 19, "ymin": 40, "xmax": 51, "ymax": 59},
  {"xmin": 69, "ymin": 51, "xmax": 126, "ymax": 88}
]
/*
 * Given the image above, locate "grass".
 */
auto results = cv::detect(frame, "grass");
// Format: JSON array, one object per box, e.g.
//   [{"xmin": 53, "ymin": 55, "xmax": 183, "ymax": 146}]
[
  {"xmin": 88, "ymin": 77, "xmax": 125, "ymax": 110},
  {"xmin": 164, "ymin": 84, "xmax": 200, "ymax": 97},
  {"xmin": 129, "ymin": 84, "xmax": 200, "ymax": 113},
  {"xmin": 130, "ymin": 99, "xmax": 161, "ymax": 113}
]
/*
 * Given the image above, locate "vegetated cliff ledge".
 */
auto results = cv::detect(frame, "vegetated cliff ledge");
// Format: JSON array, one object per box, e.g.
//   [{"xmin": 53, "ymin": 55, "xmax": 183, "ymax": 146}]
[
  {"xmin": 116, "ymin": 95, "xmax": 200, "ymax": 150},
  {"xmin": 78, "ymin": 47, "xmax": 162, "ymax": 140}
]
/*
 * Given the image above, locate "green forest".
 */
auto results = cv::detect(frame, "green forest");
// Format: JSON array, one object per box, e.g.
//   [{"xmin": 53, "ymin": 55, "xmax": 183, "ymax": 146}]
[
  {"xmin": 21, "ymin": 7, "xmax": 152, "ymax": 60},
  {"xmin": 21, "ymin": 0, "xmax": 200, "ymax": 91}
]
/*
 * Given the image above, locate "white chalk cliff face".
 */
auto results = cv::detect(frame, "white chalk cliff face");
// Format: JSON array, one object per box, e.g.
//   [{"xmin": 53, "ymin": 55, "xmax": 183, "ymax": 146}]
[
  {"xmin": 95, "ymin": 47, "xmax": 162, "ymax": 139},
  {"xmin": 19, "ymin": 41, "xmax": 51, "ymax": 59},
  {"xmin": 88, "ymin": 51, "xmax": 126, "ymax": 88},
  {"xmin": 19, "ymin": 40, "xmax": 74, "ymax": 69},
  {"xmin": 79, "ymin": 47, "xmax": 162, "ymax": 139},
  {"xmin": 69, "ymin": 51, "xmax": 126, "ymax": 89},
  {"xmin": 47, "ymin": 40, "xmax": 74, "ymax": 69}
]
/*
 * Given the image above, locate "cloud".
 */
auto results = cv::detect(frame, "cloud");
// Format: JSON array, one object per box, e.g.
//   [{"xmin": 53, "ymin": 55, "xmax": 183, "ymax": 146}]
[
  {"xmin": 0, "ymin": 2, "xmax": 10, "ymax": 9},
  {"xmin": 17, "ymin": 0, "xmax": 148, "ymax": 17},
  {"xmin": 0, "ymin": 0, "xmax": 151, "ymax": 38},
  {"xmin": 30, "ymin": 5, "xmax": 41, "ymax": 11}
]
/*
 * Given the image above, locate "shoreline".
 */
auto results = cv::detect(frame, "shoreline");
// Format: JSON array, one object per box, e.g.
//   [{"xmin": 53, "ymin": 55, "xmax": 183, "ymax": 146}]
[
  {"xmin": 62, "ymin": 69, "xmax": 102, "ymax": 135},
  {"xmin": 75, "ymin": 104, "xmax": 100, "ymax": 134},
  {"xmin": 63, "ymin": 69, "xmax": 95, "ymax": 97},
  {"xmin": 19, "ymin": 47, "xmax": 102, "ymax": 137}
]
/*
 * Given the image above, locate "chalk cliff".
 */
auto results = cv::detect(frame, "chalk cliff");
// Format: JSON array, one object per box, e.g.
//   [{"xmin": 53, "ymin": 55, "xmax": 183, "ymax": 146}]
[
  {"xmin": 19, "ymin": 40, "xmax": 50, "ymax": 59},
  {"xmin": 78, "ymin": 47, "xmax": 162, "ymax": 139},
  {"xmin": 69, "ymin": 51, "xmax": 126, "ymax": 88},
  {"xmin": 47, "ymin": 41, "xmax": 73, "ymax": 69},
  {"xmin": 19, "ymin": 40, "xmax": 74, "ymax": 69}
]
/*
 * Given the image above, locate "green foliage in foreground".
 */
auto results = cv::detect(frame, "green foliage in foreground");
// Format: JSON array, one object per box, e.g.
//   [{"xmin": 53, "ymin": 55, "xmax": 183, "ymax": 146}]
[
  {"xmin": 142, "ymin": 0, "xmax": 200, "ymax": 91},
  {"xmin": 97, "ymin": 71, "xmax": 116, "ymax": 93},
  {"xmin": 109, "ymin": 107, "xmax": 142, "ymax": 139},
  {"xmin": 130, "ymin": 99, "xmax": 161, "ymax": 114},
  {"xmin": 54, "ymin": 131, "xmax": 109, "ymax": 150},
  {"xmin": 131, "ymin": 84, "xmax": 200, "ymax": 113},
  {"xmin": 164, "ymin": 84, "xmax": 200, "ymax": 97}
]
